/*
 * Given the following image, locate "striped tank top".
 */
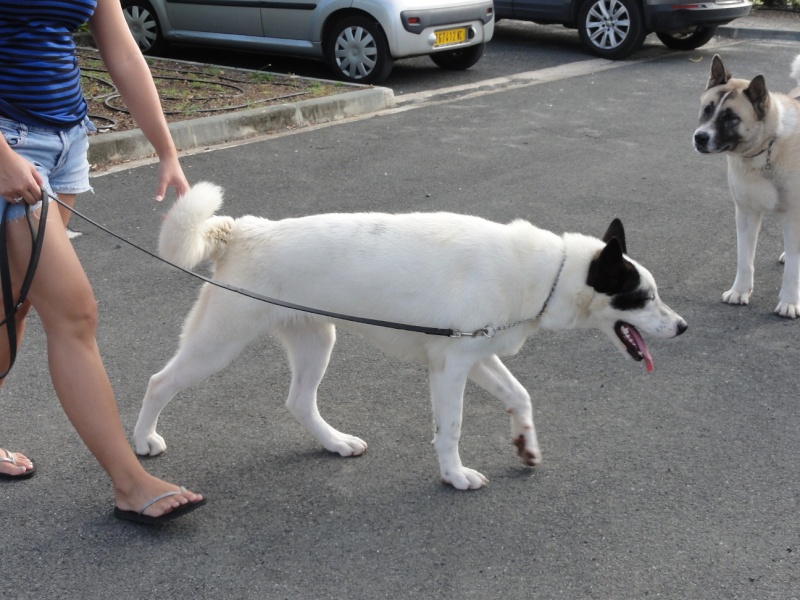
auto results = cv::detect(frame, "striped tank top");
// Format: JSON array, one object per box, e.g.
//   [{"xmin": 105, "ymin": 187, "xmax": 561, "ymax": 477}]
[{"xmin": 0, "ymin": 0, "xmax": 97, "ymax": 128}]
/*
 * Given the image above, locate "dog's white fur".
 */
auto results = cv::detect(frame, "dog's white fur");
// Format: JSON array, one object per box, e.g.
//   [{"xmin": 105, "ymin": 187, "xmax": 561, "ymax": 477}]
[
  {"xmin": 694, "ymin": 54, "xmax": 800, "ymax": 317},
  {"xmin": 134, "ymin": 182, "xmax": 686, "ymax": 489}
]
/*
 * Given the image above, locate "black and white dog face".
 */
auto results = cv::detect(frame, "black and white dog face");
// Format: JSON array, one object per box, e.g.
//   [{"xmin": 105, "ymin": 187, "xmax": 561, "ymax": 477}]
[
  {"xmin": 583, "ymin": 220, "xmax": 687, "ymax": 372},
  {"xmin": 693, "ymin": 54, "xmax": 772, "ymax": 157}
]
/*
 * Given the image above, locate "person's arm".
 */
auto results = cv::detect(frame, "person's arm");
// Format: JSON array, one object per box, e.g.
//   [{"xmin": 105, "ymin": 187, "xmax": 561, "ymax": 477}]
[
  {"xmin": 0, "ymin": 137, "xmax": 44, "ymax": 204},
  {"xmin": 88, "ymin": 0, "xmax": 189, "ymax": 200}
]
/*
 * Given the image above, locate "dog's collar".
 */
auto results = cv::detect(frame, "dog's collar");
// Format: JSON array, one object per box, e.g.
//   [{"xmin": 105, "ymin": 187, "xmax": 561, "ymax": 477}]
[
  {"xmin": 744, "ymin": 138, "xmax": 775, "ymax": 171},
  {"xmin": 533, "ymin": 247, "xmax": 567, "ymax": 321},
  {"xmin": 450, "ymin": 241, "xmax": 567, "ymax": 338}
]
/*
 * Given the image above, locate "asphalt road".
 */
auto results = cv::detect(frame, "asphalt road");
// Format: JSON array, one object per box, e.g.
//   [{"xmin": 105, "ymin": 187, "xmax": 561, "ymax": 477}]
[
  {"xmin": 3, "ymin": 37, "xmax": 799, "ymax": 599},
  {"xmin": 162, "ymin": 19, "xmax": 674, "ymax": 95}
]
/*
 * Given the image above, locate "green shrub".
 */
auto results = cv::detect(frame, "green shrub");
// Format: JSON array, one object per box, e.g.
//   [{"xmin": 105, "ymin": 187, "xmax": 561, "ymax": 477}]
[{"xmin": 756, "ymin": 0, "xmax": 800, "ymax": 9}]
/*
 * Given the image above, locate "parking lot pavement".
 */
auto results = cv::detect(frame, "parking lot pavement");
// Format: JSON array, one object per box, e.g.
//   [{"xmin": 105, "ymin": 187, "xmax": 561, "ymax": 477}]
[
  {"xmin": 3, "ymin": 33, "xmax": 800, "ymax": 600},
  {"xmin": 85, "ymin": 9, "xmax": 800, "ymax": 171}
]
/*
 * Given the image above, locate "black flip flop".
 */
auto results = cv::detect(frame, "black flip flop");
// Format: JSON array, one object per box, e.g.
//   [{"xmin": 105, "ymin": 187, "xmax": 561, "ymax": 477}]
[{"xmin": 114, "ymin": 487, "xmax": 207, "ymax": 525}]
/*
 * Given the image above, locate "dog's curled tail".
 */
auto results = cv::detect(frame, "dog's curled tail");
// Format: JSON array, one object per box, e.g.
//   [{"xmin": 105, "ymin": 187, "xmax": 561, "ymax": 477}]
[
  {"xmin": 159, "ymin": 181, "xmax": 235, "ymax": 270},
  {"xmin": 792, "ymin": 54, "xmax": 800, "ymax": 86}
]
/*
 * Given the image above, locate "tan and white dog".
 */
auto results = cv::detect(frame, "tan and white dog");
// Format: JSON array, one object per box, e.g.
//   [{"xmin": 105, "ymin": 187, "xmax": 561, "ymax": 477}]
[
  {"xmin": 134, "ymin": 183, "xmax": 687, "ymax": 489},
  {"xmin": 693, "ymin": 54, "xmax": 800, "ymax": 318}
]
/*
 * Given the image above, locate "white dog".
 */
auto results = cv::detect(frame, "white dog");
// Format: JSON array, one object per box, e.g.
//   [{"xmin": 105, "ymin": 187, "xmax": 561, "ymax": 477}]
[{"xmin": 134, "ymin": 182, "xmax": 687, "ymax": 490}]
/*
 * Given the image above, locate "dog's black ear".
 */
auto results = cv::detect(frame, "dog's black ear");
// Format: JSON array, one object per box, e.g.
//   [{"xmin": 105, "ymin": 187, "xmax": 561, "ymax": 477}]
[
  {"xmin": 587, "ymin": 239, "xmax": 639, "ymax": 296},
  {"xmin": 587, "ymin": 237, "xmax": 639, "ymax": 296},
  {"xmin": 744, "ymin": 74, "xmax": 770, "ymax": 120},
  {"xmin": 601, "ymin": 218, "xmax": 627, "ymax": 255},
  {"xmin": 707, "ymin": 55, "xmax": 731, "ymax": 90}
]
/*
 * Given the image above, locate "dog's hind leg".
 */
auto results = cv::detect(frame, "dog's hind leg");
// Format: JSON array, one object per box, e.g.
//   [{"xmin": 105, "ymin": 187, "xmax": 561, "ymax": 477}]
[
  {"xmin": 277, "ymin": 320, "xmax": 367, "ymax": 457},
  {"xmin": 429, "ymin": 357, "xmax": 488, "ymax": 490},
  {"xmin": 134, "ymin": 292, "xmax": 266, "ymax": 456},
  {"xmin": 469, "ymin": 355, "xmax": 541, "ymax": 467},
  {"xmin": 776, "ymin": 216, "xmax": 800, "ymax": 318}
]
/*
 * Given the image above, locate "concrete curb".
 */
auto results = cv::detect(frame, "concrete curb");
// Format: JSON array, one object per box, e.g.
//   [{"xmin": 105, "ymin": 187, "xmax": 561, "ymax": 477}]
[
  {"xmin": 717, "ymin": 26, "xmax": 800, "ymax": 42},
  {"xmin": 88, "ymin": 85, "xmax": 395, "ymax": 167}
]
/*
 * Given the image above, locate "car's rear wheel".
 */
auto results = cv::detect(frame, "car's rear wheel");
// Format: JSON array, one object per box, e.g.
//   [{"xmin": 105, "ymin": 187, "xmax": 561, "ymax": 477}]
[
  {"xmin": 656, "ymin": 26, "xmax": 717, "ymax": 50},
  {"xmin": 577, "ymin": 0, "xmax": 646, "ymax": 60},
  {"xmin": 325, "ymin": 15, "xmax": 394, "ymax": 84},
  {"xmin": 121, "ymin": 0, "xmax": 167, "ymax": 55},
  {"xmin": 429, "ymin": 43, "xmax": 485, "ymax": 70}
]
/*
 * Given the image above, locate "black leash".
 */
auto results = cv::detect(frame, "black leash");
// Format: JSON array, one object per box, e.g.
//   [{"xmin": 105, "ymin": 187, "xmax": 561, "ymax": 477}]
[
  {"xmin": 0, "ymin": 190, "xmax": 49, "ymax": 378},
  {"xmin": 1, "ymin": 188, "xmax": 554, "ymax": 379},
  {"xmin": 46, "ymin": 192, "xmax": 463, "ymax": 338}
]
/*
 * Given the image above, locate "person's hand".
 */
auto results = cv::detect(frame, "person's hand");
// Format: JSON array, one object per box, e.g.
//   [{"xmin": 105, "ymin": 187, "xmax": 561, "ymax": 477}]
[
  {"xmin": 155, "ymin": 155, "xmax": 190, "ymax": 202},
  {"xmin": 0, "ymin": 144, "xmax": 44, "ymax": 205}
]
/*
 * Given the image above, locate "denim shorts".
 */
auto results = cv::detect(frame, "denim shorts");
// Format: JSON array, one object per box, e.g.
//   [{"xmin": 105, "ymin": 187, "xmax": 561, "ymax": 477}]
[{"xmin": 0, "ymin": 116, "xmax": 96, "ymax": 223}]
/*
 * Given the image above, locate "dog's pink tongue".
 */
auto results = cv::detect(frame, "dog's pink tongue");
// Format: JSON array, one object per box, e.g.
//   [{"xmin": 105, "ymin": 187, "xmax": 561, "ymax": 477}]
[{"xmin": 629, "ymin": 325, "xmax": 654, "ymax": 372}]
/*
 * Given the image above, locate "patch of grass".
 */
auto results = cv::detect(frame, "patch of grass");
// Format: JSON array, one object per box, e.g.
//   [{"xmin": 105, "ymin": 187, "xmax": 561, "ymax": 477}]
[{"xmin": 249, "ymin": 72, "xmax": 275, "ymax": 84}]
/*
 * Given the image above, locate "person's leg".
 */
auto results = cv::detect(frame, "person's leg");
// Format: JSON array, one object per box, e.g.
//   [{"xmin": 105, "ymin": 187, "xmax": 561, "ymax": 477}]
[
  {"xmin": 4, "ymin": 204, "xmax": 203, "ymax": 516},
  {"xmin": 55, "ymin": 193, "xmax": 75, "ymax": 227},
  {"xmin": 0, "ymin": 194, "xmax": 76, "ymax": 388}
]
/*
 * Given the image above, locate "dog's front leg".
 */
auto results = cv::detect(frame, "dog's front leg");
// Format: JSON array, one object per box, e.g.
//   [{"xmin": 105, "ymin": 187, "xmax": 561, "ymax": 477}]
[
  {"xmin": 469, "ymin": 355, "xmax": 541, "ymax": 466},
  {"xmin": 280, "ymin": 321, "xmax": 367, "ymax": 456},
  {"xmin": 429, "ymin": 359, "xmax": 488, "ymax": 490},
  {"xmin": 723, "ymin": 205, "xmax": 763, "ymax": 305},
  {"xmin": 776, "ymin": 216, "xmax": 800, "ymax": 318}
]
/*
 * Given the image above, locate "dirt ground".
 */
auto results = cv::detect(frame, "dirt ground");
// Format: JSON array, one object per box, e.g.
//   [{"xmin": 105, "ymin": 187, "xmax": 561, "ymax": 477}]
[{"xmin": 78, "ymin": 48, "xmax": 343, "ymax": 134}]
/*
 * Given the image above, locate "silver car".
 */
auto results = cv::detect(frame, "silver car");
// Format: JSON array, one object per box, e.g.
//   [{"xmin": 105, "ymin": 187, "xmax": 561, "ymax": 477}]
[{"xmin": 121, "ymin": 0, "xmax": 495, "ymax": 84}]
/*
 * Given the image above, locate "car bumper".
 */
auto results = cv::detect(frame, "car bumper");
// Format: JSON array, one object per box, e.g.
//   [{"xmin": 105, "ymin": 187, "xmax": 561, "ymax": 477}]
[
  {"xmin": 646, "ymin": 1, "xmax": 753, "ymax": 31},
  {"xmin": 388, "ymin": 2, "xmax": 494, "ymax": 58}
]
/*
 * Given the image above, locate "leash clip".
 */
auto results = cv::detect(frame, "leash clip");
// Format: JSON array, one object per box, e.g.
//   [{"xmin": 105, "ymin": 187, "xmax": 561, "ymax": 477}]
[{"xmin": 450, "ymin": 325, "xmax": 496, "ymax": 339}]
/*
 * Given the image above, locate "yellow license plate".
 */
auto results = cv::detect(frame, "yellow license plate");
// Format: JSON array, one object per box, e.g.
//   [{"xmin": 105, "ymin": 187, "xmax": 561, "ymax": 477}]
[{"xmin": 434, "ymin": 27, "xmax": 467, "ymax": 47}]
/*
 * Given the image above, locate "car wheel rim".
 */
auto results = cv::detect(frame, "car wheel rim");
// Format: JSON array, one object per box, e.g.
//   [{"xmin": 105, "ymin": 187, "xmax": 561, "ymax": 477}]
[
  {"xmin": 585, "ymin": 0, "xmax": 631, "ymax": 50},
  {"xmin": 123, "ymin": 6, "xmax": 158, "ymax": 52},
  {"xmin": 334, "ymin": 26, "xmax": 378, "ymax": 80},
  {"xmin": 669, "ymin": 29, "xmax": 696, "ymax": 41}
]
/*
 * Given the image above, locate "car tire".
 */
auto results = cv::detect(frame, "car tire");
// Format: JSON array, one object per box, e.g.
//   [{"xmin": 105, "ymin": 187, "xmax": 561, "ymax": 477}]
[
  {"xmin": 577, "ymin": 0, "xmax": 646, "ymax": 60},
  {"xmin": 121, "ymin": 0, "xmax": 167, "ymax": 56},
  {"xmin": 429, "ymin": 43, "xmax": 485, "ymax": 70},
  {"xmin": 325, "ymin": 15, "xmax": 394, "ymax": 84},
  {"xmin": 656, "ymin": 26, "xmax": 717, "ymax": 51}
]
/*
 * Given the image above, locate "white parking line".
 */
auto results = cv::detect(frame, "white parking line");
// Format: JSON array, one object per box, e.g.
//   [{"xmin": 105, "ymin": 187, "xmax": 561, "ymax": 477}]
[{"xmin": 388, "ymin": 57, "xmax": 643, "ymax": 111}]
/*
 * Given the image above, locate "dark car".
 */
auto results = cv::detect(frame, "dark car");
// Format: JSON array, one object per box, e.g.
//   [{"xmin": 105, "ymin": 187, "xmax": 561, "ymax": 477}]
[{"xmin": 494, "ymin": 0, "xmax": 752, "ymax": 59}]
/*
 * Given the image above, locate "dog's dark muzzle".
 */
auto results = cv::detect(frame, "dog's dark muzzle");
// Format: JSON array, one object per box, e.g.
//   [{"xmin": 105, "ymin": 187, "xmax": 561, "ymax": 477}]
[{"xmin": 693, "ymin": 131, "xmax": 712, "ymax": 153}]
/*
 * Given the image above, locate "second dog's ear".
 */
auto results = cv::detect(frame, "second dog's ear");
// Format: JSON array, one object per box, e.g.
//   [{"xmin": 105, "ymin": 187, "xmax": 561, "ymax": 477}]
[
  {"xmin": 744, "ymin": 74, "xmax": 770, "ymax": 120},
  {"xmin": 707, "ymin": 54, "xmax": 731, "ymax": 90},
  {"xmin": 601, "ymin": 218, "xmax": 627, "ymax": 255}
]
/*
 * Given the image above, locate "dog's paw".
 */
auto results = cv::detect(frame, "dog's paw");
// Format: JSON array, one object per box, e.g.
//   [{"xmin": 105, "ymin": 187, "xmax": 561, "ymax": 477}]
[
  {"xmin": 134, "ymin": 432, "xmax": 167, "ymax": 456},
  {"xmin": 722, "ymin": 289, "xmax": 750, "ymax": 305},
  {"xmin": 512, "ymin": 434, "xmax": 542, "ymax": 466},
  {"xmin": 323, "ymin": 432, "xmax": 367, "ymax": 457},
  {"xmin": 442, "ymin": 467, "xmax": 489, "ymax": 490},
  {"xmin": 774, "ymin": 301, "xmax": 800, "ymax": 319}
]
